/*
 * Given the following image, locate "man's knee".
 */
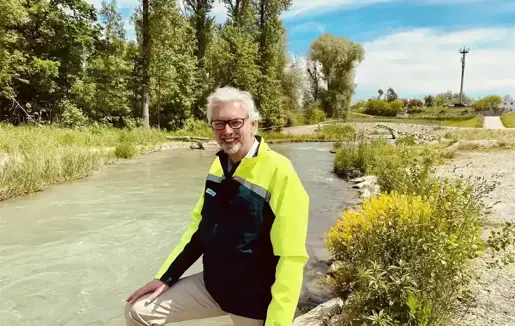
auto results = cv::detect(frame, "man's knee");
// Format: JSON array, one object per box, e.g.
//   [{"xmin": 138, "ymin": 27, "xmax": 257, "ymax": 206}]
[{"xmin": 124, "ymin": 295, "xmax": 167, "ymax": 326}]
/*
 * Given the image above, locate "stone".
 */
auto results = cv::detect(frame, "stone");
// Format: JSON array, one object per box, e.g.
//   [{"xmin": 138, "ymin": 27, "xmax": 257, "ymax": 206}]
[
  {"xmin": 292, "ymin": 298, "xmax": 344, "ymax": 326},
  {"xmin": 360, "ymin": 188, "xmax": 372, "ymax": 199},
  {"xmin": 327, "ymin": 261, "xmax": 344, "ymax": 276},
  {"xmin": 312, "ymin": 247, "xmax": 333, "ymax": 265}
]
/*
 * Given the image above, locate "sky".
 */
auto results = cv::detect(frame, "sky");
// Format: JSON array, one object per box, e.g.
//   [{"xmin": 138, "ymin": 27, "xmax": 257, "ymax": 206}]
[{"xmin": 86, "ymin": 0, "xmax": 515, "ymax": 101}]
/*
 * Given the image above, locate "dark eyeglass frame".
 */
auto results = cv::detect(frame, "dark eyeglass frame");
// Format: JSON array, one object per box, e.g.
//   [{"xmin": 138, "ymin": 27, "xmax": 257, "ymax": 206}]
[{"xmin": 210, "ymin": 117, "xmax": 248, "ymax": 131}]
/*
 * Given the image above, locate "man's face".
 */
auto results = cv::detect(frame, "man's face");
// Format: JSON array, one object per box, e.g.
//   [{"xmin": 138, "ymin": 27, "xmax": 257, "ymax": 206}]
[{"xmin": 211, "ymin": 101, "xmax": 255, "ymax": 156}]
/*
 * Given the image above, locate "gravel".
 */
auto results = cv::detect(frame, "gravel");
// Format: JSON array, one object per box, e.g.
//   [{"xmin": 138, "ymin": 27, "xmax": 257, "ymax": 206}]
[{"xmin": 436, "ymin": 150, "xmax": 515, "ymax": 326}]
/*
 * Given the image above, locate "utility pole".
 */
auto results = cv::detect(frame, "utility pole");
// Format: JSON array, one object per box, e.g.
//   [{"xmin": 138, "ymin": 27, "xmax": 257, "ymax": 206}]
[{"xmin": 459, "ymin": 47, "xmax": 470, "ymax": 105}]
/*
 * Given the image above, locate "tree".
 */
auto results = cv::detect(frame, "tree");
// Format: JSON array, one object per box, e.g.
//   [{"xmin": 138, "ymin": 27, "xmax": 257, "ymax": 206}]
[
  {"xmin": 183, "ymin": 0, "xmax": 216, "ymax": 119},
  {"xmin": 1, "ymin": 0, "xmax": 100, "ymax": 123},
  {"xmin": 504, "ymin": 94, "xmax": 512, "ymax": 101},
  {"xmin": 253, "ymin": 0, "xmax": 292, "ymax": 128},
  {"xmin": 148, "ymin": 0, "xmax": 199, "ymax": 129},
  {"xmin": 141, "ymin": 0, "xmax": 151, "ymax": 128},
  {"xmin": 377, "ymin": 89, "xmax": 384, "ymax": 100},
  {"xmin": 308, "ymin": 33, "xmax": 365, "ymax": 119},
  {"xmin": 424, "ymin": 95, "xmax": 434, "ymax": 108},
  {"xmin": 474, "ymin": 95, "xmax": 502, "ymax": 112},
  {"xmin": 210, "ymin": 1, "xmax": 260, "ymax": 105},
  {"xmin": 385, "ymin": 87, "xmax": 398, "ymax": 102}
]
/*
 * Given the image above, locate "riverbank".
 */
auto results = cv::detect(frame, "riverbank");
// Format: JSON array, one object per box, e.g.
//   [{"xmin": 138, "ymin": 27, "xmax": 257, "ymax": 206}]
[
  {"xmin": 303, "ymin": 127, "xmax": 515, "ymax": 326},
  {"xmin": 436, "ymin": 150, "xmax": 515, "ymax": 326},
  {"xmin": 0, "ymin": 123, "xmax": 355, "ymax": 202}
]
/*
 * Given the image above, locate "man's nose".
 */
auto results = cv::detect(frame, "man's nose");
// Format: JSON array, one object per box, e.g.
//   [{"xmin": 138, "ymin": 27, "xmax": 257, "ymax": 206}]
[{"xmin": 222, "ymin": 123, "xmax": 234, "ymax": 133}]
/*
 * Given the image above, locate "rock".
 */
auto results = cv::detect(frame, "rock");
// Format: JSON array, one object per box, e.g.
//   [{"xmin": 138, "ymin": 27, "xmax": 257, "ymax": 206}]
[
  {"xmin": 360, "ymin": 188, "xmax": 372, "ymax": 199},
  {"xmin": 350, "ymin": 177, "xmax": 365, "ymax": 183},
  {"xmin": 312, "ymin": 247, "xmax": 333, "ymax": 265},
  {"xmin": 292, "ymin": 298, "xmax": 344, "ymax": 326},
  {"xmin": 327, "ymin": 261, "xmax": 344, "ymax": 276}
]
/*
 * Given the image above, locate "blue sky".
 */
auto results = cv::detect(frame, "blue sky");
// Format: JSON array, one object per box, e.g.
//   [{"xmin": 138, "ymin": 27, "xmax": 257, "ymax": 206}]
[{"xmin": 87, "ymin": 0, "xmax": 515, "ymax": 101}]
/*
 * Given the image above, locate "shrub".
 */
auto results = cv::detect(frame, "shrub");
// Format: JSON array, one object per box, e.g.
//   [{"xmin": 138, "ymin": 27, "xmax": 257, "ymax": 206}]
[
  {"xmin": 326, "ymin": 177, "xmax": 491, "ymax": 326},
  {"xmin": 364, "ymin": 99, "xmax": 403, "ymax": 117},
  {"xmin": 304, "ymin": 105, "xmax": 326, "ymax": 124},
  {"xmin": 333, "ymin": 138, "xmax": 391, "ymax": 180},
  {"xmin": 114, "ymin": 142, "xmax": 137, "ymax": 159},
  {"xmin": 316, "ymin": 124, "xmax": 357, "ymax": 141}
]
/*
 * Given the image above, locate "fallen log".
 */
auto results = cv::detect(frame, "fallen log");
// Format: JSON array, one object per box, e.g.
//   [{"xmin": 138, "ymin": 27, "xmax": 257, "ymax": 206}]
[{"xmin": 166, "ymin": 136, "xmax": 211, "ymax": 142}]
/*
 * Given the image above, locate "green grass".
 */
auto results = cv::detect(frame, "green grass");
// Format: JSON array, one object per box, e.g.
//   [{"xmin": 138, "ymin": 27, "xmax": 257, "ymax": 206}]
[
  {"xmin": 441, "ymin": 115, "xmax": 483, "ymax": 128},
  {"xmin": 0, "ymin": 123, "xmax": 170, "ymax": 201},
  {"xmin": 501, "ymin": 112, "xmax": 515, "ymax": 128}
]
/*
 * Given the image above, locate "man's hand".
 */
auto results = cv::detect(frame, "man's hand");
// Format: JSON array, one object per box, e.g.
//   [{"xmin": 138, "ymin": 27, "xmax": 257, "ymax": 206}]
[{"xmin": 126, "ymin": 279, "xmax": 170, "ymax": 304}]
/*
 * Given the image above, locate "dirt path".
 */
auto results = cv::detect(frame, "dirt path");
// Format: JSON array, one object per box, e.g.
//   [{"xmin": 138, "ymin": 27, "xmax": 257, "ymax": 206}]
[
  {"xmin": 436, "ymin": 150, "xmax": 515, "ymax": 326},
  {"xmin": 484, "ymin": 116, "xmax": 506, "ymax": 129}
]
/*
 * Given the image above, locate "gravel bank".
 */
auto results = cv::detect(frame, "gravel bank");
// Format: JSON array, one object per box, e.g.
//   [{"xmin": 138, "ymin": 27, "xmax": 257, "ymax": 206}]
[{"xmin": 436, "ymin": 150, "xmax": 515, "ymax": 326}]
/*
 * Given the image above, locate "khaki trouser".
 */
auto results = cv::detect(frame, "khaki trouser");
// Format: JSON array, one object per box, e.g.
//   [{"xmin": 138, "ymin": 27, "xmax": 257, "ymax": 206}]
[{"xmin": 124, "ymin": 272, "xmax": 264, "ymax": 326}]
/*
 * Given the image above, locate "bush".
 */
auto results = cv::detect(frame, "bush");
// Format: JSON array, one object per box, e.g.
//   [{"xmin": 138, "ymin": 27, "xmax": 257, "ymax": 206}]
[
  {"xmin": 333, "ymin": 138, "xmax": 391, "ymax": 180},
  {"xmin": 326, "ymin": 177, "xmax": 490, "ymax": 325},
  {"xmin": 316, "ymin": 124, "xmax": 357, "ymax": 141},
  {"xmin": 304, "ymin": 105, "xmax": 326, "ymax": 124},
  {"xmin": 114, "ymin": 142, "xmax": 137, "ymax": 159},
  {"xmin": 364, "ymin": 99, "xmax": 403, "ymax": 117}
]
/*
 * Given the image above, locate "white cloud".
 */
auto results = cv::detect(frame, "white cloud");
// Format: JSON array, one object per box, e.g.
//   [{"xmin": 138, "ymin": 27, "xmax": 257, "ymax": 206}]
[{"xmin": 353, "ymin": 26, "xmax": 515, "ymax": 99}]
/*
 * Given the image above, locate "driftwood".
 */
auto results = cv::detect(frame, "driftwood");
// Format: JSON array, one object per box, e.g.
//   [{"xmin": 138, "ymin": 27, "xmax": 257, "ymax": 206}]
[{"xmin": 166, "ymin": 135, "xmax": 211, "ymax": 142}]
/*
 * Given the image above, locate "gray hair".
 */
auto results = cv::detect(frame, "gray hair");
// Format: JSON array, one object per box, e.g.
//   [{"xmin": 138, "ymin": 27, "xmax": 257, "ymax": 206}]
[{"xmin": 206, "ymin": 87, "xmax": 261, "ymax": 122}]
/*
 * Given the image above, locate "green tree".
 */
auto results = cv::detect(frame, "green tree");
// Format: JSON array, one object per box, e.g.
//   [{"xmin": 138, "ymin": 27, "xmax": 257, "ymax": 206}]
[
  {"xmin": 474, "ymin": 95, "xmax": 502, "ymax": 112},
  {"xmin": 253, "ymin": 0, "xmax": 292, "ymax": 128},
  {"xmin": 210, "ymin": 1, "xmax": 260, "ymax": 103},
  {"xmin": 308, "ymin": 33, "xmax": 365, "ymax": 118},
  {"xmin": 0, "ymin": 0, "xmax": 27, "ymax": 100},
  {"xmin": 385, "ymin": 87, "xmax": 398, "ymax": 102},
  {"xmin": 69, "ymin": 0, "xmax": 133, "ymax": 125},
  {"xmin": 148, "ymin": 0, "xmax": 199, "ymax": 130},
  {"xmin": 377, "ymin": 89, "xmax": 384, "ymax": 100},
  {"xmin": 2, "ymin": 0, "xmax": 100, "ymax": 123},
  {"xmin": 183, "ymin": 0, "xmax": 216, "ymax": 119},
  {"xmin": 424, "ymin": 95, "xmax": 434, "ymax": 107}
]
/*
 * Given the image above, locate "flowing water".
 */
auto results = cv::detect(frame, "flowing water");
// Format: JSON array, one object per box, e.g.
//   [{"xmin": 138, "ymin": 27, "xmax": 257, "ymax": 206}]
[{"xmin": 0, "ymin": 142, "xmax": 359, "ymax": 326}]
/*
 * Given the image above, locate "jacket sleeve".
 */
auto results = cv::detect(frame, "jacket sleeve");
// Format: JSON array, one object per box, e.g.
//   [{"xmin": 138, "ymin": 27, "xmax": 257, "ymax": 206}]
[
  {"xmin": 154, "ymin": 192, "xmax": 205, "ymax": 286},
  {"xmin": 266, "ymin": 162, "xmax": 310, "ymax": 326}
]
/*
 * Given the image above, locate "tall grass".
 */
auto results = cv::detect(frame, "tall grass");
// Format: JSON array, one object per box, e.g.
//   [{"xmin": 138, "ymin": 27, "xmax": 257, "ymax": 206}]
[
  {"xmin": 442, "ymin": 115, "xmax": 483, "ymax": 128},
  {"xmin": 0, "ymin": 123, "xmax": 169, "ymax": 201}
]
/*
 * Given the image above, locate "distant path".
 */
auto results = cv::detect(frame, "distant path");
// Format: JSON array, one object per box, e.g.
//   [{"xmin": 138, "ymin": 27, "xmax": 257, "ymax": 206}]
[
  {"xmin": 281, "ymin": 124, "xmax": 319, "ymax": 135},
  {"xmin": 483, "ymin": 116, "xmax": 505, "ymax": 129}
]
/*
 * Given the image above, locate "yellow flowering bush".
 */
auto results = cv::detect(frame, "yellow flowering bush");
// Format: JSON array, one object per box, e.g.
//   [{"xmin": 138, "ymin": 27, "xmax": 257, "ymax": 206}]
[{"xmin": 325, "ymin": 179, "xmax": 489, "ymax": 326}]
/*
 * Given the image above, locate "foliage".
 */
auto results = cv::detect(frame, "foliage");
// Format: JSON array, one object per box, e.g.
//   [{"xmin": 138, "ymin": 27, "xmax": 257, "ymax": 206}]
[
  {"xmin": 408, "ymin": 99, "xmax": 424, "ymax": 109},
  {"xmin": 303, "ymin": 101, "xmax": 327, "ymax": 124},
  {"xmin": 500, "ymin": 112, "xmax": 515, "ymax": 128},
  {"xmin": 385, "ymin": 88, "xmax": 398, "ymax": 102},
  {"xmin": 308, "ymin": 33, "xmax": 365, "ymax": 119},
  {"xmin": 329, "ymin": 131, "xmax": 515, "ymax": 326},
  {"xmin": 0, "ymin": 0, "xmax": 321, "ymax": 131},
  {"xmin": 473, "ymin": 95, "xmax": 503, "ymax": 112},
  {"xmin": 0, "ymin": 124, "xmax": 169, "ymax": 201},
  {"xmin": 364, "ymin": 100, "xmax": 403, "ymax": 117},
  {"xmin": 442, "ymin": 116, "xmax": 483, "ymax": 128},
  {"xmin": 326, "ymin": 180, "xmax": 489, "ymax": 325},
  {"xmin": 424, "ymin": 95, "xmax": 434, "ymax": 107}
]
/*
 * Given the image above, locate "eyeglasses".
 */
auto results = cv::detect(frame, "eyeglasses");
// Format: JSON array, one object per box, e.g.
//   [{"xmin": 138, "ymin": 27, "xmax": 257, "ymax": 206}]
[{"xmin": 210, "ymin": 118, "xmax": 247, "ymax": 131}]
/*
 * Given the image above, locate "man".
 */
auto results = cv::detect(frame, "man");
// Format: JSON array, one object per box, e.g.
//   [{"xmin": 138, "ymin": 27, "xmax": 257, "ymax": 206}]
[{"xmin": 124, "ymin": 86, "xmax": 310, "ymax": 326}]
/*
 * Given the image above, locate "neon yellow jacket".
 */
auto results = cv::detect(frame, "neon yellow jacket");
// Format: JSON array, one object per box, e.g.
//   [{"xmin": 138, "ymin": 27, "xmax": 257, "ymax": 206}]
[{"xmin": 155, "ymin": 136, "xmax": 309, "ymax": 325}]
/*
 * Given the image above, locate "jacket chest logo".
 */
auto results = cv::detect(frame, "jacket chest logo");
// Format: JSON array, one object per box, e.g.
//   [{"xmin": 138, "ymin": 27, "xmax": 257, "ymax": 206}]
[{"xmin": 206, "ymin": 188, "xmax": 217, "ymax": 197}]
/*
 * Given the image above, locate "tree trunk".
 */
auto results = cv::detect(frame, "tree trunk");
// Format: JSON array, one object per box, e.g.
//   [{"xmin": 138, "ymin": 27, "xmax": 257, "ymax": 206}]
[{"xmin": 141, "ymin": 0, "xmax": 151, "ymax": 128}]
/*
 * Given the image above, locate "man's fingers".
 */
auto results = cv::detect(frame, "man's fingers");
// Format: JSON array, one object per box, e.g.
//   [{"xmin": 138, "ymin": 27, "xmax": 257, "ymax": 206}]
[
  {"xmin": 145, "ymin": 284, "xmax": 167, "ymax": 305},
  {"xmin": 128, "ymin": 287, "xmax": 148, "ymax": 304}
]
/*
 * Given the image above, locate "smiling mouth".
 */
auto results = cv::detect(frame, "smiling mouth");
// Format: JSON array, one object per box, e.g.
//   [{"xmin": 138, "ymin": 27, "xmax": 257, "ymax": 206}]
[{"xmin": 223, "ymin": 137, "xmax": 237, "ymax": 143}]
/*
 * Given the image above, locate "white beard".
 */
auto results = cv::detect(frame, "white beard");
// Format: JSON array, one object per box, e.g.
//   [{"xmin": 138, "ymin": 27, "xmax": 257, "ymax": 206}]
[{"xmin": 220, "ymin": 141, "xmax": 241, "ymax": 155}]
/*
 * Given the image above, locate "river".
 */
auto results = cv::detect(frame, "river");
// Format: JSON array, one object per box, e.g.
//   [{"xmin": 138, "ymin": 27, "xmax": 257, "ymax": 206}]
[{"xmin": 0, "ymin": 142, "xmax": 359, "ymax": 326}]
